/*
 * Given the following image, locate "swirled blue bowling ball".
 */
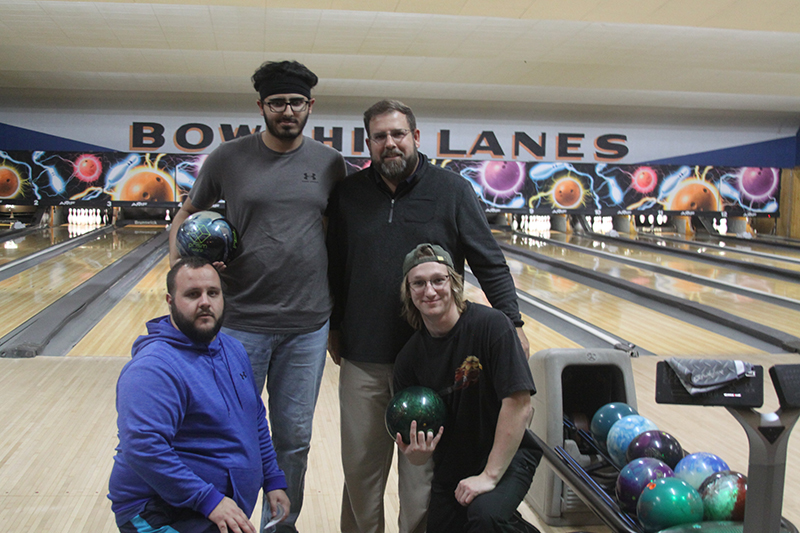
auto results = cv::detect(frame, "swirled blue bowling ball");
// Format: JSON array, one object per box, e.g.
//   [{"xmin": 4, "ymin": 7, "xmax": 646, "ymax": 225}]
[
  {"xmin": 590, "ymin": 402, "xmax": 638, "ymax": 451},
  {"xmin": 699, "ymin": 470, "xmax": 747, "ymax": 521},
  {"xmin": 385, "ymin": 386, "xmax": 446, "ymax": 445},
  {"xmin": 637, "ymin": 477, "xmax": 703, "ymax": 533},
  {"xmin": 626, "ymin": 430, "xmax": 684, "ymax": 469},
  {"xmin": 176, "ymin": 210, "xmax": 239, "ymax": 263},
  {"xmin": 675, "ymin": 452, "xmax": 730, "ymax": 491},
  {"xmin": 607, "ymin": 415, "xmax": 658, "ymax": 467},
  {"xmin": 616, "ymin": 457, "xmax": 674, "ymax": 513}
]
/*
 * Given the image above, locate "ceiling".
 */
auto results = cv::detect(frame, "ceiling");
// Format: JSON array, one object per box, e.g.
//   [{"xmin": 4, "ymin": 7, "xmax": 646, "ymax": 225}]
[{"xmin": 1, "ymin": 0, "xmax": 800, "ymax": 125}]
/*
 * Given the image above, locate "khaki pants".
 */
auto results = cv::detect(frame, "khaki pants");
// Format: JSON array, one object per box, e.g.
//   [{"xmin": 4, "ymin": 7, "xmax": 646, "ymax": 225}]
[{"xmin": 339, "ymin": 358, "xmax": 433, "ymax": 533}]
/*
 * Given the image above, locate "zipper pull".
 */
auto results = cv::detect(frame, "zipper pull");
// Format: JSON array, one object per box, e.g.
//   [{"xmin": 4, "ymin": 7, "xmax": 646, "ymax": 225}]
[{"xmin": 388, "ymin": 198, "xmax": 395, "ymax": 223}]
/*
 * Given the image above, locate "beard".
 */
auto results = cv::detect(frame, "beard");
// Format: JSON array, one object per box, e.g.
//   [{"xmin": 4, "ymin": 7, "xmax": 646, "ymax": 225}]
[
  {"xmin": 170, "ymin": 302, "xmax": 224, "ymax": 344},
  {"xmin": 264, "ymin": 111, "xmax": 309, "ymax": 141},
  {"xmin": 376, "ymin": 146, "xmax": 418, "ymax": 183}
]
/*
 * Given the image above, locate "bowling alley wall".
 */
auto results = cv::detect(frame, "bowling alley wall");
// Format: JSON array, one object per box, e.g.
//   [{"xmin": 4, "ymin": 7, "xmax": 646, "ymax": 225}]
[{"xmin": 0, "ymin": 109, "xmax": 797, "ymax": 220}]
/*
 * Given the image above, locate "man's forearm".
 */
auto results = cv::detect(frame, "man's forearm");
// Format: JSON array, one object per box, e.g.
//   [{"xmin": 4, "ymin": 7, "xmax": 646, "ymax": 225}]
[
  {"xmin": 168, "ymin": 198, "xmax": 199, "ymax": 266},
  {"xmin": 481, "ymin": 391, "xmax": 531, "ymax": 482}
]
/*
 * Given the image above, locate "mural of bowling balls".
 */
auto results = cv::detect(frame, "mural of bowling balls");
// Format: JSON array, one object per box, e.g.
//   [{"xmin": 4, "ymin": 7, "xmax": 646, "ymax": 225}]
[
  {"xmin": 675, "ymin": 452, "xmax": 730, "ymax": 490},
  {"xmin": 176, "ymin": 210, "xmax": 239, "ymax": 264},
  {"xmin": 626, "ymin": 430, "xmax": 684, "ymax": 469},
  {"xmin": 698, "ymin": 470, "xmax": 747, "ymax": 521},
  {"xmin": 385, "ymin": 386, "xmax": 446, "ymax": 445},
  {"xmin": 590, "ymin": 402, "xmax": 638, "ymax": 452},
  {"xmin": 119, "ymin": 168, "xmax": 175, "ymax": 202},
  {"xmin": 667, "ymin": 180, "xmax": 720, "ymax": 211},
  {"xmin": 637, "ymin": 477, "xmax": 703, "ymax": 533},
  {"xmin": 553, "ymin": 176, "xmax": 583, "ymax": 208},
  {"xmin": 738, "ymin": 167, "xmax": 779, "ymax": 203},
  {"xmin": 616, "ymin": 457, "xmax": 674, "ymax": 513},
  {"xmin": 607, "ymin": 414, "xmax": 658, "ymax": 468},
  {"xmin": 0, "ymin": 167, "xmax": 21, "ymax": 198},
  {"xmin": 480, "ymin": 161, "xmax": 525, "ymax": 200}
]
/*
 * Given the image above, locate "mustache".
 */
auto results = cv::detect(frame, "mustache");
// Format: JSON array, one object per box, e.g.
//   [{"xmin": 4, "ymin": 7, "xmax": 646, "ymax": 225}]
[{"xmin": 381, "ymin": 148, "xmax": 403, "ymax": 158}]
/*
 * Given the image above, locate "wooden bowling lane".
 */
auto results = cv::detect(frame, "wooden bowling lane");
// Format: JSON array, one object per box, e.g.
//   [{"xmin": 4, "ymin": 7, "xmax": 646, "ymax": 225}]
[
  {"xmin": 464, "ymin": 282, "xmax": 582, "ymax": 353},
  {"xmin": 0, "ymin": 226, "xmax": 162, "ymax": 340},
  {"xmin": 568, "ymin": 232, "xmax": 800, "ymax": 302},
  {"xmin": 0, "ymin": 356, "xmax": 126, "ymax": 532},
  {"xmin": 636, "ymin": 233, "xmax": 800, "ymax": 274},
  {"xmin": 68, "ymin": 256, "xmax": 170, "ymax": 357},
  {"xmin": 0, "ymin": 226, "xmax": 72, "ymax": 267},
  {"xmin": 502, "ymin": 233, "xmax": 800, "ymax": 341},
  {"xmin": 694, "ymin": 233, "xmax": 800, "ymax": 261},
  {"xmin": 499, "ymin": 251, "xmax": 766, "ymax": 358}
]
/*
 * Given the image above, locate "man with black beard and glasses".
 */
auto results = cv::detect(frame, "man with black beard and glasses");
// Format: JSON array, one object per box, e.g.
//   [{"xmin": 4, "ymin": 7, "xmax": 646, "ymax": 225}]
[
  {"xmin": 109, "ymin": 257, "xmax": 290, "ymax": 533},
  {"xmin": 168, "ymin": 61, "xmax": 346, "ymax": 533},
  {"xmin": 327, "ymin": 100, "xmax": 530, "ymax": 533}
]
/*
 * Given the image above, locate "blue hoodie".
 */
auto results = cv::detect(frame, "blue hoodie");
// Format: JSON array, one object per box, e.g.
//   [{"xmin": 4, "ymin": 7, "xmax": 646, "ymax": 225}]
[{"xmin": 108, "ymin": 315, "xmax": 287, "ymax": 526}]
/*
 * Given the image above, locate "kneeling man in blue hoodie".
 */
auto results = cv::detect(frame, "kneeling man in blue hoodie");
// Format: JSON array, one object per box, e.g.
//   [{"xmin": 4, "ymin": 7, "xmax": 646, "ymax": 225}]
[{"xmin": 109, "ymin": 256, "xmax": 290, "ymax": 533}]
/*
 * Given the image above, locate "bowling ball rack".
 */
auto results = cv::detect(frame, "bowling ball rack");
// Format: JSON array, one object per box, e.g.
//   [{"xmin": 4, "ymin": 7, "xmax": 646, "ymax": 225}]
[{"xmin": 529, "ymin": 362, "xmax": 800, "ymax": 533}]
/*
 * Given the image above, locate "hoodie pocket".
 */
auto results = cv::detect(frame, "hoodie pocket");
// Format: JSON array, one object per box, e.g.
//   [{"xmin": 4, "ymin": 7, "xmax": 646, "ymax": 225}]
[{"xmin": 229, "ymin": 467, "xmax": 263, "ymax": 517}]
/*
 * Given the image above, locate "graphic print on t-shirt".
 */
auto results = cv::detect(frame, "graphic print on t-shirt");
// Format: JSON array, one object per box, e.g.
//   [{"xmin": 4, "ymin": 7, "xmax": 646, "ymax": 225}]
[{"xmin": 440, "ymin": 355, "xmax": 483, "ymax": 397}]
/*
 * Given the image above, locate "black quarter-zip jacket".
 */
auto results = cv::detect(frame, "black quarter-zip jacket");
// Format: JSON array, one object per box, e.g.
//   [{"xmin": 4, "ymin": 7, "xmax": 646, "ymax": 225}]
[{"xmin": 327, "ymin": 153, "xmax": 523, "ymax": 365}]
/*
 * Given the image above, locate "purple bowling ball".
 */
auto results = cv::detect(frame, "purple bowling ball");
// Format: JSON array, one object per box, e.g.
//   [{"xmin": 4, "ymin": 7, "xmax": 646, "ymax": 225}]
[
  {"xmin": 481, "ymin": 161, "xmax": 525, "ymax": 199},
  {"xmin": 626, "ymin": 430, "xmax": 684, "ymax": 469},
  {"xmin": 675, "ymin": 452, "xmax": 730, "ymax": 490},
  {"xmin": 616, "ymin": 457, "xmax": 674, "ymax": 513},
  {"xmin": 739, "ymin": 167, "xmax": 779, "ymax": 202}
]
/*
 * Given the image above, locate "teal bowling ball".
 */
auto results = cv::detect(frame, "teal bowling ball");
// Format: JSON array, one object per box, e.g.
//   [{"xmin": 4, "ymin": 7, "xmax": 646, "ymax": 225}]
[
  {"xmin": 385, "ymin": 386, "xmax": 446, "ymax": 445},
  {"xmin": 590, "ymin": 402, "xmax": 637, "ymax": 451},
  {"xmin": 176, "ymin": 210, "xmax": 239, "ymax": 263},
  {"xmin": 637, "ymin": 477, "xmax": 703, "ymax": 533}
]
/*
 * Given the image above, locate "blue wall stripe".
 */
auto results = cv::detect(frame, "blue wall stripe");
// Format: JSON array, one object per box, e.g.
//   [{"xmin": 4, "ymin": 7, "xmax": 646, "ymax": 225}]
[
  {"xmin": 0, "ymin": 122, "xmax": 112, "ymax": 152},
  {"xmin": 640, "ymin": 135, "xmax": 797, "ymax": 168}
]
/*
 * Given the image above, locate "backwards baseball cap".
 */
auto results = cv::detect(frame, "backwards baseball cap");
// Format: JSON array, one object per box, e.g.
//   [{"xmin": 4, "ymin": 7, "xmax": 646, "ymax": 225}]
[{"xmin": 402, "ymin": 243, "xmax": 454, "ymax": 278}]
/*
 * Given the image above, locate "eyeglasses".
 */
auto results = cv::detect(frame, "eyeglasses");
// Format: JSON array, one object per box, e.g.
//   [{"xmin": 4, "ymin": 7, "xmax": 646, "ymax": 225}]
[
  {"xmin": 409, "ymin": 275, "xmax": 450, "ymax": 292},
  {"xmin": 264, "ymin": 98, "xmax": 310, "ymax": 113},
  {"xmin": 369, "ymin": 129, "xmax": 411, "ymax": 145}
]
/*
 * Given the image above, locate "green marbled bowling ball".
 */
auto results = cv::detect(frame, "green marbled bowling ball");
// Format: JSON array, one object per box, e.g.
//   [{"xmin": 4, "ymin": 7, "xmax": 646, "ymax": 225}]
[
  {"xmin": 385, "ymin": 386, "xmax": 446, "ymax": 445},
  {"xmin": 637, "ymin": 477, "xmax": 703, "ymax": 533}
]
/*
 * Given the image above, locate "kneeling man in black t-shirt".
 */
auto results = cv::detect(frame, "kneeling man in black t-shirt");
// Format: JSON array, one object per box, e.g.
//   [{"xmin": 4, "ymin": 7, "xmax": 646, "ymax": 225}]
[{"xmin": 392, "ymin": 243, "xmax": 543, "ymax": 533}]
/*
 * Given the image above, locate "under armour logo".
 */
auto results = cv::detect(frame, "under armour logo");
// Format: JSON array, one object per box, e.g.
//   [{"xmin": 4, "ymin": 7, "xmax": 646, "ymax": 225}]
[
  {"xmin": 303, "ymin": 172, "xmax": 317, "ymax": 182},
  {"xmin": 239, "ymin": 371, "xmax": 247, "ymax": 380}
]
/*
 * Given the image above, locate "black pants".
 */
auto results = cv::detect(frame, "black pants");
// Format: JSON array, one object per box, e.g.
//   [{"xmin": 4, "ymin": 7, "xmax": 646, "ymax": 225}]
[
  {"xmin": 427, "ymin": 445, "xmax": 542, "ymax": 533},
  {"xmin": 118, "ymin": 496, "xmax": 219, "ymax": 533}
]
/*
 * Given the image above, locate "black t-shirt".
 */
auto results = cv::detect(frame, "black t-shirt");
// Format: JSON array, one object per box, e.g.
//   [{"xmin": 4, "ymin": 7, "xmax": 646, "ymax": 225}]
[{"xmin": 393, "ymin": 302, "xmax": 536, "ymax": 490}]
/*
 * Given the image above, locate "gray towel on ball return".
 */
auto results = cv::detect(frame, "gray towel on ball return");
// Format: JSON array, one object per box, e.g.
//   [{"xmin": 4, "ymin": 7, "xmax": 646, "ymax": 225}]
[{"xmin": 666, "ymin": 358, "xmax": 756, "ymax": 395}]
